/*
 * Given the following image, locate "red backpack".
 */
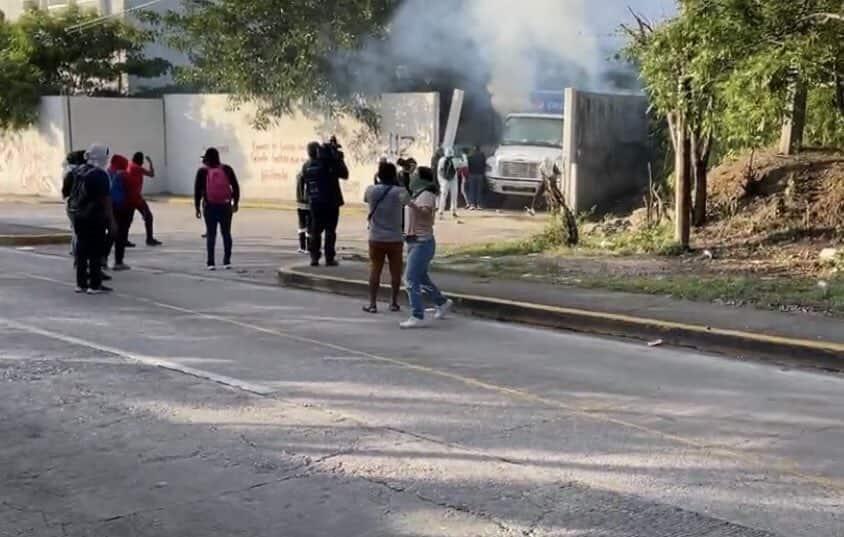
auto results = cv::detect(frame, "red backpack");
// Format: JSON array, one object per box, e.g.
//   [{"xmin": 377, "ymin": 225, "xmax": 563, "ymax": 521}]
[{"xmin": 205, "ymin": 165, "xmax": 232, "ymax": 204}]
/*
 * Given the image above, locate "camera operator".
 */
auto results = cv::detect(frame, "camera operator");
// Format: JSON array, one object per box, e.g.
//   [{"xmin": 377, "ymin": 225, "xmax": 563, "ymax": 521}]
[{"xmin": 301, "ymin": 137, "xmax": 349, "ymax": 266}]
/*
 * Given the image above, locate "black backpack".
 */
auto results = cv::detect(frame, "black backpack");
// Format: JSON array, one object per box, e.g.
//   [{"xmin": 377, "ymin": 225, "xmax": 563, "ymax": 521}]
[
  {"xmin": 66, "ymin": 165, "xmax": 97, "ymax": 220},
  {"xmin": 443, "ymin": 157, "xmax": 457, "ymax": 181}
]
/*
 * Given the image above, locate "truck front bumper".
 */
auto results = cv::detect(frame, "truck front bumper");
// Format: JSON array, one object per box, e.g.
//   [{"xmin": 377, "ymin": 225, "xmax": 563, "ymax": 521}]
[{"xmin": 487, "ymin": 176, "xmax": 540, "ymax": 197}]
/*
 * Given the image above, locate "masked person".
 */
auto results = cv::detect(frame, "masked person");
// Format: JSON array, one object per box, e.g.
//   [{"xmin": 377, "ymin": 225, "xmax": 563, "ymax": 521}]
[
  {"xmin": 400, "ymin": 167, "xmax": 453, "ymax": 328},
  {"xmin": 66, "ymin": 144, "xmax": 116, "ymax": 294},
  {"xmin": 62, "ymin": 150, "xmax": 87, "ymax": 258},
  {"xmin": 437, "ymin": 147, "xmax": 460, "ymax": 219},
  {"xmin": 108, "ymin": 155, "xmax": 133, "ymax": 271},
  {"xmin": 194, "ymin": 148, "xmax": 240, "ymax": 270},
  {"xmin": 301, "ymin": 138, "xmax": 349, "ymax": 267}
]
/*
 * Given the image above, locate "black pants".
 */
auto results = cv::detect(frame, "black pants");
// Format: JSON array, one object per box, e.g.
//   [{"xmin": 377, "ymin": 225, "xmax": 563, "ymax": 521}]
[
  {"xmin": 136, "ymin": 199, "xmax": 155, "ymax": 242},
  {"xmin": 73, "ymin": 217, "xmax": 105, "ymax": 289},
  {"xmin": 114, "ymin": 207, "xmax": 134, "ymax": 265},
  {"xmin": 309, "ymin": 205, "xmax": 339, "ymax": 263},
  {"xmin": 204, "ymin": 203, "xmax": 233, "ymax": 266}
]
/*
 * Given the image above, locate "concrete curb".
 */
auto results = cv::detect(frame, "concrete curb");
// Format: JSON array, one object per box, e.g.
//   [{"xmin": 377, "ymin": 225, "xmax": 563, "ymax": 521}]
[
  {"xmin": 0, "ymin": 232, "xmax": 71, "ymax": 247},
  {"xmin": 278, "ymin": 266, "xmax": 844, "ymax": 372},
  {"xmin": 149, "ymin": 196, "xmax": 368, "ymax": 214}
]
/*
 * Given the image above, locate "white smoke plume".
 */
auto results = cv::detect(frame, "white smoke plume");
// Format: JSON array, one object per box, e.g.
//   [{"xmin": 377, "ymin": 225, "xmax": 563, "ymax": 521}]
[{"xmin": 341, "ymin": 0, "xmax": 675, "ymax": 114}]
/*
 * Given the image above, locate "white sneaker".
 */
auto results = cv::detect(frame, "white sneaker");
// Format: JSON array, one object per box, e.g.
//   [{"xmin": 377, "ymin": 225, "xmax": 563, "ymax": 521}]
[
  {"xmin": 297, "ymin": 248, "xmax": 308, "ymax": 255},
  {"xmin": 434, "ymin": 299, "xmax": 454, "ymax": 320},
  {"xmin": 223, "ymin": 264, "xmax": 232, "ymax": 270},
  {"xmin": 400, "ymin": 316, "xmax": 428, "ymax": 329},
  {"xmin": 207, "ymin": 265, "xmax": 216, "ymax": 271}
]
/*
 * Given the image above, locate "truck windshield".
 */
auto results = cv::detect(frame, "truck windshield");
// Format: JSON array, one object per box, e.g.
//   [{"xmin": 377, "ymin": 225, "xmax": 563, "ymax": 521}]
[{"xmin": 501, "ymin": 117, "xmax": 563, "ymax": 148}]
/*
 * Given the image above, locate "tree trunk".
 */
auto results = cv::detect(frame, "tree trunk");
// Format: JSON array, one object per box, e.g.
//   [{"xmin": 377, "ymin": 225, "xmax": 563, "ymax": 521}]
[
  {"xmin": 674, "ymin": 113, "xmax": 692, "ymax": 249},
  {"xmin": 779, "ymin": 74, "xmax": 807, "ymax": 155},
  {"xmin": 692, "ymin": 131, "xmax": 712, "ymax": 228}
]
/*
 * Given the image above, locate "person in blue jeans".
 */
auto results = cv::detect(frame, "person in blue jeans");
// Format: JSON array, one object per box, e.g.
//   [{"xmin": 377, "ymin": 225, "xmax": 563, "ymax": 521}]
[
  {"xmin": 401, "ymin": 166, "xmax": 454, "ymax": 329},
  {"xmin": 194, "ymin": 148, "xmax": 240, "ymax": 270}
]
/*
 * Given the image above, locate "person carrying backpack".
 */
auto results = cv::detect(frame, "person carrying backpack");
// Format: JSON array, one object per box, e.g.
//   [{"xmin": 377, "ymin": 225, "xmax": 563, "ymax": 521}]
[
  {"xmin": 108, "ymin": 154, "xmax": 133, "ymax": 271},
  {"xmin": 67, "ymin": 144, "xmax": 116, "ymax": 294},
  {"xmin": 437, "ymin": 147, "xmax": 460, "ymax": 219},
  {"xmin": 62, "ymin": 150, "xmax": 87, "ymax": 258},
  {"xmin": 194, "ymin": 147, "xmax": 240, "ymax": 270}
]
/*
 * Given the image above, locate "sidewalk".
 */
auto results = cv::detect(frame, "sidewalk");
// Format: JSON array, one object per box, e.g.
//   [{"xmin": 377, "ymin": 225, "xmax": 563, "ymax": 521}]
[
  {"xmin": 0, "ymin": 222, "xmax": 71, "ymax": 247},
  {"xmin": 279, "ymin": 261, "xmax": 844, "ymax": 369}
]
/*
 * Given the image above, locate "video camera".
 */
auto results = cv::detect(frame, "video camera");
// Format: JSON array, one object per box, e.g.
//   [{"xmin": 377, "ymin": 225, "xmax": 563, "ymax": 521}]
[{"xmin": 320, "ymin": 135, "xmax": 344, "ymax": 163}]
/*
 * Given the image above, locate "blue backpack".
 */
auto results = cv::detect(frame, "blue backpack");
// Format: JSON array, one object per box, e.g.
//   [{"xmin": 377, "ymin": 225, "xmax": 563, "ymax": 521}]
[{"xmin": 109, "ymin": 170, "xmax": 126, "ymax": 207}]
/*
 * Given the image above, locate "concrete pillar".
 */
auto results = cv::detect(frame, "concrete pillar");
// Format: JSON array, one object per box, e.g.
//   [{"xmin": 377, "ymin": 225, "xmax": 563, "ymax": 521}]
[{"xmin": 779, "ymin": 78, "xmax": 807, "ymax": 155}]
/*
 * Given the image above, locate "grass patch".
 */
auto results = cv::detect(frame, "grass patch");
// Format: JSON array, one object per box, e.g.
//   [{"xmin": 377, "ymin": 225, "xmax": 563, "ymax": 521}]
[{"xmin": 577, "ymin": 222, "xmax": 683, "ymax": 256}]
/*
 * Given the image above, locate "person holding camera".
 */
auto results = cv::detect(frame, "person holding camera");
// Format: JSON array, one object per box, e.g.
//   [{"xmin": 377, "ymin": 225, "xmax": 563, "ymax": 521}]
[{"xmin": 301, "ymin": 137, "xmax": 349, "ymax": 266}]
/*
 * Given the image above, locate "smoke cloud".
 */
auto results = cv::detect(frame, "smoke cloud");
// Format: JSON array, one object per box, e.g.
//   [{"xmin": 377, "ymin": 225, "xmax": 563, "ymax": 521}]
[{"xmin": 340, "ymin": 0, "xmax": 675, "ymax": 114}]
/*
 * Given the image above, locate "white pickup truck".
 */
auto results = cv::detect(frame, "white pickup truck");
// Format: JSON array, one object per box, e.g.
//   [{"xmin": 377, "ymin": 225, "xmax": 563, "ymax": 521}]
[{"xmin": 486, "ymin": 113, "xmax": 564, "ymax": 199}]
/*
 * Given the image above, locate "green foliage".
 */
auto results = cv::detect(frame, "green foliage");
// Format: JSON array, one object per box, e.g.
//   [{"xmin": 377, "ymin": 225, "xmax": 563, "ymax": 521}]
[
  {"xmin": 0, "ymin": 18, "xmax": 39, "ymax": 130},
  {"xmin": 805, "ymin": 86, "xmax": 844, "ymax": 147},
  {"xmin": 626, "ymin": 0, "xmax": 844, "ymax": 158},
  {"xmin": 0, "ymin": 5, "xmax": 169, "ymax": 130},
  {"xmin": 154, "ymin": 0, "xmax": 397, "ymax": 124},
  {"xmin": 17, "ymin": 5, "xmax": 169, "ymax": 96}
]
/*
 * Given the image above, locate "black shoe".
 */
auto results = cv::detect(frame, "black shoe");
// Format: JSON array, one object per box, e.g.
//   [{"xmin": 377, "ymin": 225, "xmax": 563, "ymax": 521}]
[
  {"xmin": 126, "ymin": 241, "xmax": 137, "ymax": 248},
  {"xmin": 326, "ymin": 259, "xmax": 339, "ymax": 267},
  {"xmin": 101, "ymin": 273, "xmax": 113, "ymax": 281},
  {"xmin": 146, "ymin": 238, "xmax": 163, "ymax": 247},
  {"xmin": 310, "ymin": 260, "xmax": 320, "ymax": 267}
]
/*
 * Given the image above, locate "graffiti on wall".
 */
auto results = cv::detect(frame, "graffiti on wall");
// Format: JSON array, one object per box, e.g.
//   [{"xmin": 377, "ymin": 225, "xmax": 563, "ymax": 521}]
[{"xmin": 0, "ymin": 132, "xmax": 61, "ymax": 195}]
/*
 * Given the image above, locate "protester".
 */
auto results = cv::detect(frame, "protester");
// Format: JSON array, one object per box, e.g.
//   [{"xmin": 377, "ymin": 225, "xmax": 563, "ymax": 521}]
[
  {"xmin": 295, "ymin": 166, "xmax": 310, "ymax": 254},
  {"xmin": 527, "ymin": 179, "xmax": 546, "ymax": 216},
  {"xmin": 194, "ymin": 148, "xmax": 240, "ymax": 270},
  {"xmin": 363, "ymin": 162, "xmax": 409, "ymax": 314},
  {"xmin": 62, "ymin": 150, "xmax": 87, "ymax": 257},
  {"xmin": 430, "ymin": 147, "xmax": 444, "ymax": 173},
  {"xmin": 466, "ymin": 145, "xmax": 487, "ymax": 210},
  {"xmin": 401, "ymin": 166, "xmax": 453, "ymax": 329},
  {"xmin": 396, "ymin": 157, "xmax": 417, "ymax": 194},
  {"xmin": 125, "ymin": 152, "xmax": 162, "ymax": 246},
  {"xmin": 66, "ymin": 144, "xmax": 116, "ymax": 294},
  {"xmin": 436, "ymin": 147, "xmax": 460, "ymax": 219},
  {"xmin": 108, "ymin": 155, "xmax": 133, "ymax": 271},
  {"xmin": 301, "ymin": 137, "xmax": 349, "ymax": 267}
]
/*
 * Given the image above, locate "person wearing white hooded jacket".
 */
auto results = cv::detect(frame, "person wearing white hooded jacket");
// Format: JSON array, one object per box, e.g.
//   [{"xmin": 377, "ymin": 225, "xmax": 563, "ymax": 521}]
[{"xmin": 436, "ymin": 147, "xmax": 461, "ymax": 219}]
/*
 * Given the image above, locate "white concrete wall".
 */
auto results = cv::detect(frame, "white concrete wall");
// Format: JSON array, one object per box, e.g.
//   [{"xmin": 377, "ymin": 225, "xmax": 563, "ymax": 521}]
[
  {"xmin": 0, "ymin": 97, "xmax": 69, "ymax": 196},
  {"xmin": 68, "ymin": 97, "xmax": 166, "ymax": 194},
  {"xmin": 164, "ymin": 94, "xmax": 384, "ymax": 202},
  {"xmin": 381, "ymin": 93, "xmax": 439, "ymax": 164}
]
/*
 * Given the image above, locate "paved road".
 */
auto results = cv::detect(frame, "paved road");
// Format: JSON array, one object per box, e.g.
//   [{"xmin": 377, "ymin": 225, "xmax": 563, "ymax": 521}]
[{"xmin": 1, "ymin": 220, "xmax": 843, "ymax": 535}]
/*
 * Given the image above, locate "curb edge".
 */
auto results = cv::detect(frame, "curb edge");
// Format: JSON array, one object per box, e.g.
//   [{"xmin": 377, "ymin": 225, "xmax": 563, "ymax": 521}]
[{"xmin": 278, "ymin": 266, "xmax": 844, "ymax": 372}]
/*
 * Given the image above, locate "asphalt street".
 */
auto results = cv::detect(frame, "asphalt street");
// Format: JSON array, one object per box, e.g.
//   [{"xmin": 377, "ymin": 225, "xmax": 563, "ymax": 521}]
[{"xmin": 1, "ymin": 205, "xmax": 843, "ymax": 536}]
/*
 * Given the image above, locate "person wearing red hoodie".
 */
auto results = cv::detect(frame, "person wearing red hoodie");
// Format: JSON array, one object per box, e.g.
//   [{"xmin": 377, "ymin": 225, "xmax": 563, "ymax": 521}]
[
  {"xmin": 108, "ymin": 154, "xmax": 133, "ymax": 271},
  {"xmin": 125, "ymin": 152, "xmax": 162, "ymax": 247}
]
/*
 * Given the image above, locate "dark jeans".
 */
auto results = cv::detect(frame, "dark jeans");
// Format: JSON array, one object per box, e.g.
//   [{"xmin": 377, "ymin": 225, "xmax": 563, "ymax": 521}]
[
  {"xmin": 113, "ymin": 206, "xmax": 134, "ymax": 265},
  {"xmin": 136, "ymin": 199, "xmax": 155, "ymax": 242},
  {"xmin": 309, "ymin": 204, "xmax": 340, "ymax": 263},
  {"xmin": 73, "ymin": 217, "xmax": 105, "ymax": 289},
  {"xmin": 531, "ymin": 179, "xmax": 547, "ymax": 210},
  {"xmin": 204, "ymin": 203, "xmax": 233, "ymax": 266},
  {"xmin": 467, "ymin": 174, "xmax": 486, "ymax": 207}
]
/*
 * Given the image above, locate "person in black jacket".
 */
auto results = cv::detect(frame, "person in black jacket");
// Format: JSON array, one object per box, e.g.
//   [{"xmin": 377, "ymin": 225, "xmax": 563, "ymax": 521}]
[
  {"xmin": 301, "ymin": 138, "xmax": 349, "ymax": 267},
  {"xmin": 194, "ymin": 148, "xmax": 240, "ymax": 270}
]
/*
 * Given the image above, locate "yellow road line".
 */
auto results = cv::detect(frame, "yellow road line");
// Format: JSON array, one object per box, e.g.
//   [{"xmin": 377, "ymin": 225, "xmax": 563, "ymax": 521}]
[
  {"xmin": 15, "ymin": 268, "xmax": 844, "ymax": 493},
  {"xmin": 282, "ymin": 267, "xmax": 844, "ymax": 355}
]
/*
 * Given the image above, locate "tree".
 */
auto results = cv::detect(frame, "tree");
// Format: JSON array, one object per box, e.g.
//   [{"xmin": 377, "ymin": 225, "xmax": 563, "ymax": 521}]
[
  {"xmin": 625, "ymin": 0, "xmax": 844, "ymax": 243},
  {"xmin": 0, "ymin": 17, "xmax": 40, "ymax": 130},
  {"xmin": 154, "ymin": 0, "xmax": 398, "ymax": 125},
  {"xmin": 17, "ymin": 5, "xmax": 170, "ymax": 96}
]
